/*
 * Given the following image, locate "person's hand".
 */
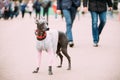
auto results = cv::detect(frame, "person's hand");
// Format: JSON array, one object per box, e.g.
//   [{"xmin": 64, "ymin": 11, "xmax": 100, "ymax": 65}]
[
  {"xmin": 83, "ymin": 7, "xmax": 88, "ymax": 13},
  {"xmin": 57, "ymin": 10, "xmax": 61, "ymax": 15},
  {"xmin": 108, "ymin": 7, "xmax": 113, "ymax": 11},
  {"xmin": 77, "ymin": 7, "xmax": 81, "ymax": 12}
]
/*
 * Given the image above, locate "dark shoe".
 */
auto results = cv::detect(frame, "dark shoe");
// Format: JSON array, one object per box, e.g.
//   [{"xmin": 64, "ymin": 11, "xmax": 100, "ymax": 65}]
[
  {"xmin": 33, "ymin": 67, "xmax": 39, "ymax": 73},
  {"xmin": 69, "ymin": 42, "xmax": 74, "ymax": 47},
  {"xmin": 93, "ymin": 43, "xmax": 98, "ymax": 47}
]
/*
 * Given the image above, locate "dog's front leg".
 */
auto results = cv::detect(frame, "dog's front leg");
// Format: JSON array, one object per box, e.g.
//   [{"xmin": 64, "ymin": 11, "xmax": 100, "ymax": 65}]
[
  {"xmin": 47, "ymin": 50, "xmax": 54, "ymax": 75},
  {"xmin": 33, "ymin": 51, "xmax": 42, "ymax": 73}
]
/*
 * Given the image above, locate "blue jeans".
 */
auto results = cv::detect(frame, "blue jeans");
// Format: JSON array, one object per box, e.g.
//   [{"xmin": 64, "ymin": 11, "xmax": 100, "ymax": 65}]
[
  {"xmin": 62, "ymin": 7, "xmax": 77, "ymax": 42},
  {"xmin": 90, "ymin": 11, "xmax": 106, "ymax": 44}
]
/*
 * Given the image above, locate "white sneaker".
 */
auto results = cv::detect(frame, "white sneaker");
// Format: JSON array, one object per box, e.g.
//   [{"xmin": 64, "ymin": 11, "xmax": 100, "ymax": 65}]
[{"xmin": 69, "ymin": 42, "xmax": 74, "ymax": 47}]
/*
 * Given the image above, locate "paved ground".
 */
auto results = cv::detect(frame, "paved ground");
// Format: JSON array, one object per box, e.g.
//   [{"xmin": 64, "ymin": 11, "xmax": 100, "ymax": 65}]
[{"xmin": 0, "ymin": 12, "xmax": 120, "ymax": 80}]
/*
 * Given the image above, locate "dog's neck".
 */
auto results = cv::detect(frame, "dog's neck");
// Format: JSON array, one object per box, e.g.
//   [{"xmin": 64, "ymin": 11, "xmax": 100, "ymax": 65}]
[{"xmin": 35, "ymin": 29, "xmax": 47, "ymax": 40}]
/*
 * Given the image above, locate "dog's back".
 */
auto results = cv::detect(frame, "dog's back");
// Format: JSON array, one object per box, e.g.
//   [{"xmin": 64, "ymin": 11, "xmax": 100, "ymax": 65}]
[{"xmin": 58, "ymin": 31, "xmax": 68, "ymax": 42}]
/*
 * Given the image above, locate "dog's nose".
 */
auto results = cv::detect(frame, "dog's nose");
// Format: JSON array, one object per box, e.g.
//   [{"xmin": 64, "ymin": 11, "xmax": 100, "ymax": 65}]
[{"xmin": 46, "ymin": 28, "xmax": 49, "ymax": 31}]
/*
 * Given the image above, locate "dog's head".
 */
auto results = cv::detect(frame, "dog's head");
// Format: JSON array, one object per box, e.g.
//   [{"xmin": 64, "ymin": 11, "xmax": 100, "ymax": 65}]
[{"xmin": 35, "ymin": 16, "xmax": 49, "ymax": 32}]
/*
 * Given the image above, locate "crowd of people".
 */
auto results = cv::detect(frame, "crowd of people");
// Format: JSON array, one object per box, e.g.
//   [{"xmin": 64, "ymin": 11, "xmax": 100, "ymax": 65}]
[
  {"xmin": 0, "ymin": 0, "xmax": 52, "ymax": 20},
  {"xmin": 0, "ymin": 0, "xmax": 19, "ymax": 19}
]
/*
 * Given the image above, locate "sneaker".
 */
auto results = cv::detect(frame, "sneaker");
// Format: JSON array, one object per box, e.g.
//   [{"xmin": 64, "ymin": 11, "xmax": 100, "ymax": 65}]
[
  {"xmin": 93, "ymin": 43, "xmax": 98, "ymax": 47},
  {"xmin": 69, "ymin": 42, "xmax": 74, "ymax": 47}
]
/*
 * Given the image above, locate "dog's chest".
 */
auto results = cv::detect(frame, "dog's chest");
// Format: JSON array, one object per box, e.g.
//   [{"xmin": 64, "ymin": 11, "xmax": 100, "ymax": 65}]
[{"xmin": 36, "ymin": 29, "xmax": 58, "ymax": 52}]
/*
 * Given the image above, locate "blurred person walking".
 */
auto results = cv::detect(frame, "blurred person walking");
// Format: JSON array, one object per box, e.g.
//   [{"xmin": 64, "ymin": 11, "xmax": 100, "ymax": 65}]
[
  {"xmin": 13, "ymin": 1, "xmax": 19, "ymax": 18},
  {"xmin": 33, "ymin": 0, "xmax": 41, "ymax": 19},
  {"xmin": 113, "ymin": 0, "xmax": 118, "ymax": 10},
  {"xmin": 20, "ymin": 0, "xmax": 27, "ymax": 18},
  {"xmin": 9, "ymin": 0, "xmax": 15, "ymax": 19},
  {"xmin": 0, "ymin": 0, "xmax": 4, "ymax": 19},
  {"xmin": 57, "ymin": 0, "xmax": 81, "ymax": 47},
  {"xmin": 3, "ymin": 0, "xmax": 10, "ymax": 19},
  {"xmin": 83, "ymin": 0, "xmax": 113, "ymax": 47},
  {"xmin": 52, "ymin": 0, "xmax": 57, "ymax": 18},
  {"xmin": 26, "ymin": 0, "xmax": 33, "ymax": 17},
  {"xmin": 41, "ymin": 0, "xmax": 51, "ymax": 23}
]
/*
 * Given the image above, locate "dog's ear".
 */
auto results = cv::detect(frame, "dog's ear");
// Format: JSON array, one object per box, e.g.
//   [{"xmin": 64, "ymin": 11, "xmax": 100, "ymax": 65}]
[
  {"xmin": 34, "ymin": 17, "xmax": 39, "ymax": 24},
  {"xmin": 40, "ymin": 16, "xmax": 48, "ymax": 24},
  {"xmin": 40, "ymin": 16, "xmax": 45, "ymax": 20}
]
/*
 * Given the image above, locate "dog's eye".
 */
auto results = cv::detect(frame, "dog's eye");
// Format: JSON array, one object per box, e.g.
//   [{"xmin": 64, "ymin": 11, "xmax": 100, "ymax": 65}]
[
  {"xmin": 37, "ymin": 23, "xmax": 45, "ymax": 30},
  {"xmin": 40, "ymin": 23, "xmax": 44, "ymax": 27}
]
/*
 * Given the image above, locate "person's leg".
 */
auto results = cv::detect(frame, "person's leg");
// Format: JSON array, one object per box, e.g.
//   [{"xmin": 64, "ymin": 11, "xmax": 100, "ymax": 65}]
[
  {"xmin": 22, "ymin": 11, "xmax": 24, "ymax": 18},
  {"xmin": 15, "ymin": 11, "xmax": 19, "ymax": 17},
  {"xmin": 29, "ymin": 11, "xmax": 32, "ymax": 17},
  {"xmin": 43, "ymin": 8, "xmax": 46, "ymax": 16},
  {"xmin": 62, "ymin": 9, "xmax": 73, "ymax": 47},
  {"xmin": 98, "ymin": 11, "xmax": 106, "ymax": 35},
  {"xmin": 38, "ymin": 11, "xmax": 41, "ymax": 19},
  {"xmin": 46, "ymin": 8, "xmax": 49, "ymax": 22},
  {"xmin": 90, "ymin": 11, "xmax": 99, "ymax": 46},
  {"xmin": 70, "ymin": 7, "xmax": 77, "ymax": 24},
  {"xmin": 22, "ymin": 10, "xmax": 26, "ymax": 18},
  {"xmin": 43, "ymin": 8, "xmax": 49, "ymax": 22},
  {"xmin": 4, "ymin": 11, "xmax": 7, "ymax": 19},
  {"xmin": 10, "ymin": 11, "xmax": 14, "ymax": 19},
  {"xmin": 68, "ymin": 7, "xmax": 77, "ymax": 47},
  {"xmin": 35, "ymin": 10, "xmax": 38, "ymax": 18},
  {"xmin": 36, "ymin": 10, "xmax": 40, "ymax": 19}
]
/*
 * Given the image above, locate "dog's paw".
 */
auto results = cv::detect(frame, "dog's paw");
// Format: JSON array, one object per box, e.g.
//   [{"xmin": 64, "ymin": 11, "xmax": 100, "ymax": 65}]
[
  {"xmin": 67, "ymin": 67, "xmax": 71, "ymax": 70},
  {"xmin": 48, "ymin": 71, "xmax": 53, "ymax": 75},
  {"xmin": 32, "ymin": 67, "xmax": 39, "ymax": 73},
  {"xmin": 32, "ymin": 70, "xmax": 38, "ymax": 73},
  {"xmin": 57, "ymin": 65, "xmax": 62, "ymax": 68}
]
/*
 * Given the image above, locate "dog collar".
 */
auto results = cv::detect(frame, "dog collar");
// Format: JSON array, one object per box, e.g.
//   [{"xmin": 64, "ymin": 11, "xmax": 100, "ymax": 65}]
[{"xmin": 35, "ymin": 30, "xmax": 47, "ymax": 40}]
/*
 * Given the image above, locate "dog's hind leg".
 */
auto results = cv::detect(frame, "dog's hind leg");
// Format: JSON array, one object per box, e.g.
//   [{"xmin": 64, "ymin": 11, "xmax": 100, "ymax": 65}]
[
  {"xmin": 61, "ymin": 48, "xmax": 71, "ymax": 70},
  {"xmin": 57, "ymin": 52, "xmax": 63, "ymax": 68},
  {"xmin": 56, "ymin": 43, "xmax": 63, "ymax": 68},
  {"xmin": 58, "ymin": 31, "xmax": 71, "ymax": 70},
  {"xmin": 48, "ymin": 66, "xmax": 53, "ymax": 75}
]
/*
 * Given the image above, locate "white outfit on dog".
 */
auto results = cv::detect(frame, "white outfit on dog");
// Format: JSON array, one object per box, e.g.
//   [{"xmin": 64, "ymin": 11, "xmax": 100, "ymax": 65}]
[
  {"xmin": 36, "ymin": 29, "xmax": 58, "ymax": 66},
  {"xmin": 36, "ymin": 29, "xmax": 58, "ymax": 53}
]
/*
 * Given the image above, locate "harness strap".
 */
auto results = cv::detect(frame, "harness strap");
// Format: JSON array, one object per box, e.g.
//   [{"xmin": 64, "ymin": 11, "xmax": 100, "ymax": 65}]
[{"xmin": 35, "ymin": 30, "xmax": 47, "ymax": 40}]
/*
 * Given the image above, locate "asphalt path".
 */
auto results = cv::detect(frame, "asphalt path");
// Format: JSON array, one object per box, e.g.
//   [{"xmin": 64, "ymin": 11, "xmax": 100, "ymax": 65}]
[{"xmin": 0, "ymin": 12, "xmax": 120, "ymax": 80}]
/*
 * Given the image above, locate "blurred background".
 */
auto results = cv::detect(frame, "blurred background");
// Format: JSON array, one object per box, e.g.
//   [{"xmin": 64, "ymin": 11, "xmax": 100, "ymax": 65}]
[{"xmin": 0, "ymin": 0, "xmax": 120, "ymax": 20}]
